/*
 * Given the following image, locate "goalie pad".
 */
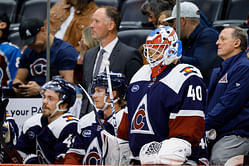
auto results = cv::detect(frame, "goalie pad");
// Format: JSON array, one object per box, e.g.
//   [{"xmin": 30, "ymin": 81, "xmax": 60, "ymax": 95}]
[
  {"xmin": 139, "ymin": 138, "xmax": 191, "ymax": 165},
  {"xmin": 101, "ymin": 130, "xmax": 132, "ymax": 165}
]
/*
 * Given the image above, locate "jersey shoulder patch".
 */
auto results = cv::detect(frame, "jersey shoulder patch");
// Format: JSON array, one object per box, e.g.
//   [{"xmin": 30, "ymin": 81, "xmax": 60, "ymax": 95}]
[
  {"xmin": 160, "ymin": 64, "xmax": 203, "ymax": 94},
  {"xmin": 48, "ymin": 113, "xmax": 78, "ymax": 138}
]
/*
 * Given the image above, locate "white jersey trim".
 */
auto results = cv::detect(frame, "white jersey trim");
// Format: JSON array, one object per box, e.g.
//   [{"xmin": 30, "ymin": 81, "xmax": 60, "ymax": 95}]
[
  {"xmin": 160, "ymin": 64, "xmax": 203, "ymax": 94},
  {"xmin": 23, "ymin": 114, "xmax": 43, "ymax": 133},
  {"xmin": 130, "ymin": 65, "xmax": 151, "ymax": 84},
  {"xmin": 48, "ymin": 112, "xmax": 78, "ymax": 139},
  {"xmin": 78, "ymin": 111, "xmax": 96, "ymax": 134},
  {"xmin": 66, "ymin": 148, "xmax": 85, "ymax": 156},
  {"xmin": 170, "ymin": 110, "xmax": 205, "ymax": 119}
]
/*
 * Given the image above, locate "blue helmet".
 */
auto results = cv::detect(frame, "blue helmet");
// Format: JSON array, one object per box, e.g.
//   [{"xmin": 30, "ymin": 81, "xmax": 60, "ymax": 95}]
[
  {"xmin": 40, "ymin": 79, "xmax": 76, "ymax": 108},
  {"xmin": 91, "ymin": 72, "xmax": 127, "ymax": 99}
]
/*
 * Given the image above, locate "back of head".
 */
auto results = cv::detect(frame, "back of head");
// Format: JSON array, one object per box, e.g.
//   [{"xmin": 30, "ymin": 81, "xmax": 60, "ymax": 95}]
[
  {"xmin": 19, "ymin": 18, "xmax": 44, "ymax": 45},
  {"xmin": 149, "ymin": 0, "xmax": 175, "ymax": 19},
  {"xmin": 102, "ymin": 6, "xmax": 121, "ymax": 32},
  {"xmin": 226, "ymin": 26, "xmax": 248, "ymax": 52},
  {"xmin": 40, "ymin": 78, "xmax": 76, "ymax": 109},
  {"xmin": 0, "ymin": 11, "xmax": 10, "ymax": 42},
  {"xmin": 164, "ymin": 1, "xmax": 200, "ymax": 22}
]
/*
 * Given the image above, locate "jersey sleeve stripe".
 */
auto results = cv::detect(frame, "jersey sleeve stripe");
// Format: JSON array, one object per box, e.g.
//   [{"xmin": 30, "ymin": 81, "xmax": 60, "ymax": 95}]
[{"xmin": 170, "ymin": 110, "xmax": 205, "ymax": 119}]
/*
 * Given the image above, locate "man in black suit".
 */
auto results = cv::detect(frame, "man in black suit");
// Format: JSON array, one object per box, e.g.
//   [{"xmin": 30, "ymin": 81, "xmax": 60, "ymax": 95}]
[{"xmin": 80, "ymin": 6, "xmax": 143, "ymax": 117}]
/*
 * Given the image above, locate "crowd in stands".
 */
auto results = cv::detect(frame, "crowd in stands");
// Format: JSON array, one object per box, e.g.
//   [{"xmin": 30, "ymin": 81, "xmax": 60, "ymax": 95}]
[{"xmin": 0, "ymin": 0, "xmax": 249, "ymax": 165}]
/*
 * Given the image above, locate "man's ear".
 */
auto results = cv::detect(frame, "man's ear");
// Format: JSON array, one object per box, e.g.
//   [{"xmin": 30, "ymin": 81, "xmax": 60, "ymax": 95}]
[
  {"xmin": 59, "ymin": 102, "xmax": 68, "ymax": 110},
  {"xmin": 234, "ymin": 39, "xmax": 241, "ymax": 48},
  {"xmin": 0, "ymin": 22, "xmax": 7, "ymax": 30},
  {"xmin": 108, "ymin": 20, "xmax": 115, "ymax": 31}
]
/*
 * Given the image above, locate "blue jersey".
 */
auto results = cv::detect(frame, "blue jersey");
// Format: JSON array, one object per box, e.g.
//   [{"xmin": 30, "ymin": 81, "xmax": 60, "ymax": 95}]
[
  {"xmin": 0, "ymin": 42, "xmax": 21, "ymax": 89},
  {"xmin": 65, "ymin": 108, "xmax": 129, "ymax": 165},
  {"xmin": 127, "ymin": 64, "xmax": 207, "ymax": 163},
  {"xmin": 15, "ymin": 113, "xmax": 78, "ymax": 164},
  {"xmin": 18, "ymin": 38, "xmax": 78, "ymax": 86}
]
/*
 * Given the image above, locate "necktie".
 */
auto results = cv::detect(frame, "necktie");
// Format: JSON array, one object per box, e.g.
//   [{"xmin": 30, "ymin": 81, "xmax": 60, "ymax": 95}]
[{"xmin": 93, "ymin": 49, "xmax": 105, "ymax": 78}]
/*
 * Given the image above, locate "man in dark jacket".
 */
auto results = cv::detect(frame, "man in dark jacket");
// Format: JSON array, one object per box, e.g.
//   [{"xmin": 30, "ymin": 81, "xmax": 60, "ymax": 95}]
[{"xmin": 205, "ymin": 26, "xmax": 249, "ymax": 165}]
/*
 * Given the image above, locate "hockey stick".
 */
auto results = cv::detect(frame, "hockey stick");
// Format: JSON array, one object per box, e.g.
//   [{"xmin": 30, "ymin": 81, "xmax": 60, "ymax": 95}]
[
  {"xmin": 0, "ymin": 98, "xmax": 22, "ymax": 163},
  {"xmin": 77, "ymin": 84, "xmax": 105, "ymax": 130},
  {"xmin": 104, "ymin": 60, "xmax": 118, "ymax": 136}
]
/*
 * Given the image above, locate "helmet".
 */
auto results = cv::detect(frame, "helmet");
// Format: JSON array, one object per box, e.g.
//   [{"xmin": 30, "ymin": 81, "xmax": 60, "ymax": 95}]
[
  {"xmin": 91, "ymin": 72, "xmax": 127, "ymax": 99},
  {"xmin": 40, "ymin": 78, "xmax": 76, "ymax": 108},
  {"xmin": 143, "ymin": 26, "xmax": 182, "ymax": 68}
]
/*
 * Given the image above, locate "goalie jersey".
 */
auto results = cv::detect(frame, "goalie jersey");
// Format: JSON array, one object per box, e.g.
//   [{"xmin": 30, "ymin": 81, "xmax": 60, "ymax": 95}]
[
  {"xmin": 15, "ymin": 113, "xmax": 78, "ymax": 164},
  {"xmin": 64, "ymin": 107, "xmax": 130, "ymax": 165},
  {"xmin": 127, "ymin": 63, "xmax": 207, "ymax": 163}
]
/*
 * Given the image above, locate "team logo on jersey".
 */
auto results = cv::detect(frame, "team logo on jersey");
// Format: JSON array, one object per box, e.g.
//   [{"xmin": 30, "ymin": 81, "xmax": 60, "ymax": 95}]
[
  {"xmin": 218, "ymin": 73, "xmax": 228, "ymax": 83},
  {"xmin": 83, "ymin": 137, "xmax": 102, "ymax": 165},
  {"xmin": 131, "ymin": 84, "xmax": 140, "ymax": 92},
  {"xmin": 64, "ymin": 115, "xmax": 77, "ymax": 122},
  {"xmin": 27, "ymin": 130, "xmax": 36, "ymax": 139},
  {"xmin": 180, "ymin": 66, "xmax": 197, "ymax": 76},
  {"xmin": 30, "ymin": 58, "xmax": 47, "ymax": 76},
  {"xmin": 130, "ymin": 94, "xmax": 154, "ymax": 135},
  {"xmin": 82, "ymin": 129, "xmax": 92, "ymax": 137}
]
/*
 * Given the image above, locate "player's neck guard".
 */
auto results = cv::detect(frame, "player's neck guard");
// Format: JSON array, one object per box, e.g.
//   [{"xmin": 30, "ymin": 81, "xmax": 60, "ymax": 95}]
[{"xmin": 151, "ymin": 63, "xmax": 167, "ymax": 79}]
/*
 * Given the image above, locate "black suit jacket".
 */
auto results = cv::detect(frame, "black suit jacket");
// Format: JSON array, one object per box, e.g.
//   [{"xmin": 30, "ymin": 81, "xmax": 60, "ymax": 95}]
[{"xmin": 80, "ymin": 40, "xmax": 143, "ymax": 117}]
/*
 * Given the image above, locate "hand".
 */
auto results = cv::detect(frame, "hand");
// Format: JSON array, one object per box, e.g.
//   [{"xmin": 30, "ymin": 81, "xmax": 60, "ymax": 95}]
[
  {"xmin": 2, "ymin": 122, "xmax": 11, "ymax": 143},
  {"xmin": 206, "ymin": 129, "xmax": 216, "ymax": 142},
  {"xmin": 18, "ymin": 81, "xmax": 40, "ymax": 97}
]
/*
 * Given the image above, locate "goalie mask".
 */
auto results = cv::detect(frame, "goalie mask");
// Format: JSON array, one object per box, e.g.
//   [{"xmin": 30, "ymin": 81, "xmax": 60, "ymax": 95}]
[
  {"xmin": 40, "ymin": 78, "xmax": 76, "ymax": 117},
  {"xmin": 144, "ymin": 26, "xmax": 182, "ymax": 75}
]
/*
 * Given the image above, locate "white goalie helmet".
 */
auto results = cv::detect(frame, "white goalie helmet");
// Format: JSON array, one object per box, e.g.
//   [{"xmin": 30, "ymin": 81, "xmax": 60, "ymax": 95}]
[{"xmin": 143, "ymin": 26, "xmax": 182, "ymax": 68}]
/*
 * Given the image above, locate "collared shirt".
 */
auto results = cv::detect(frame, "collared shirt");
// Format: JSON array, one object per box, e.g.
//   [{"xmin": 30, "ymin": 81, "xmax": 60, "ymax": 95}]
[{"xmin": 93, "ymin": 37, "xmax": 118, "ymax": 75}]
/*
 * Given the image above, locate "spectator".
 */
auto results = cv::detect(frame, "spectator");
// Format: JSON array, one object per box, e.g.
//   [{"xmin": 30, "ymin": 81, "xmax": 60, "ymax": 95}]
[
  {"xmin": 127, "ymin": 26, "xmax": 207, "ymax": 165},
  {"xmin": 49, "ymin": 0, "xmax": 99, "ymax": 52},
  {"xmin": 74, "ymin": 26, "xmax": 99, "ymax": 84},
  {"xmin": 64, "ymin": 72, "xmax": 131, "ymax": 165},
  {"xmin": 12, "ymin": 18, "xmax": 78, "ymax": 97},
  {"xmin": 80, "ymin": 6, "xmax": 143, "ymax": 117},
  {"xmin": 140, "ymin": 0, "xmax": 175, "ymax": 28},
  {"xmin": 15, "ymin": 78, "xmax": 78, "ymax": 164},
  {"xmin": 0, "ymin": 12, "xmax": 22, "ymax": 97},
  {"xmin": 157, "ymin": 10, "xmax": 173, "ymax": 27},
  {"xmin": 78, "ymin": 26, "xmax": 99, "ymax": 64},
  {"xmin": 164, "ymin": 1, "xmax": 221, "ymax": 84},
  {"xmin": 205, "ymin": 26, "xmax": 249, "ymax": 165}
]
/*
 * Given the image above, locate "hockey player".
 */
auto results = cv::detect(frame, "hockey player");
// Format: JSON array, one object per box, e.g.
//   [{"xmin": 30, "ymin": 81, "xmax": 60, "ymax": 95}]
[
  {"xmin": 15, "ymin": 78, "xmax": 78, "ymax": 164},
  {"xmin": 127, "ymin": 26, "xmax": 207, "ymax": 165},
  {"xmin": 64, "ymin": 72, "xmax": 131, "ymax": 165}
]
